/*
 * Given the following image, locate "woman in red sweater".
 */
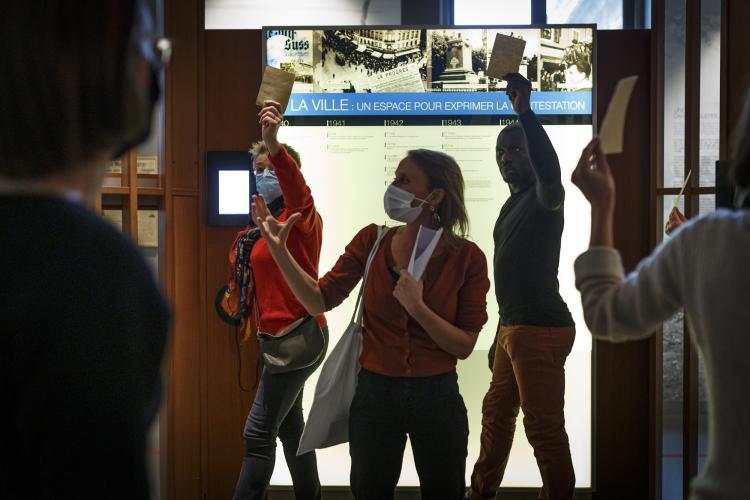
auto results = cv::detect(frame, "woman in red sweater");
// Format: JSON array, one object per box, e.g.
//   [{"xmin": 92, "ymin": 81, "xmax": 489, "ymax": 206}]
[
  {"xmin": 253, "ymin": 149, "xmax": 490, "ymax": 499},
  {"xmin": 233, "ymin": 102, "xmax": 326, "ymax": 500}
]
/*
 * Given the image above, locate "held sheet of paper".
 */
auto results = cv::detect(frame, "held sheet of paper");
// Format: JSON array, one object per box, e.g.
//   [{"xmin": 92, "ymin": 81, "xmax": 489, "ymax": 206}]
[
  {"xmin": 274, "ymin": 121, "xmax": 593, "ymax": 488},
  {"xmin": 408, "ymin": 226, "xmax": 443, "ymax": 280}
]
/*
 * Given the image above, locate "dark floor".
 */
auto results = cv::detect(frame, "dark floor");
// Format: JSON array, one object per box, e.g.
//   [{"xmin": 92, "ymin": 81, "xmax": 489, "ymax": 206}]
[{"xmin": 266, "ymin": 487, "xmax": 593, "ymax": 499}]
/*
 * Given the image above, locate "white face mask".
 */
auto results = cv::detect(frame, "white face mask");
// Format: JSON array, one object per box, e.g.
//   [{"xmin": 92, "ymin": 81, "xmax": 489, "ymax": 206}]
[{"xmin": 383, "ymin": 184, "xmax": 432, "ymax": 223}]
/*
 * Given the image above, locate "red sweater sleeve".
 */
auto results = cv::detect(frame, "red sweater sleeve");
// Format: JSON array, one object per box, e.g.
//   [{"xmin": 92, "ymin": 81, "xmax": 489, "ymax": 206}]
[
  {"xmin": 318, "ymin": 224, "xmax": 379, "ymax": 311},
  {"xmin": 269, "ymin": 145, "xmax": 319, "ymax": 234},
  {"xmin": 454, "ymin": 242, "xmax": 491, "ymax": 333}
]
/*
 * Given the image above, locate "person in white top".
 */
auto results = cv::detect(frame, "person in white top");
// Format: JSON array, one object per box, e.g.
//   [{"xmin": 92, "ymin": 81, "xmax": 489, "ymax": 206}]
[{"xmin": 570, "ymin": 97, "xmax": 750, "ymax": 500}]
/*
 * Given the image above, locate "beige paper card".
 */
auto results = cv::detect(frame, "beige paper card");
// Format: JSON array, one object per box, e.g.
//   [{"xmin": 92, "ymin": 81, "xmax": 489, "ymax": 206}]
[
  {"xmin": 256, "ymin": 65, "xmax": 295, "ymax": 112},
  {"xmin": 136, "ymin": 155, "xmax": 158, "ymax": 175},
  {"xmin": 101, "ymin": 209, "xmax": 123, "ymax": 231},
  {"xmin": 486, "ymin": 34, "xmax": 527, "ymax": 80},
  {"xmin": 105, "ymin": 160, "xmax": 122, "ymax": 174},
  {"xmin": 599, "ymin": 75, "xmax": 639, "ymax": 154},
  {"xmin": 138, "ymin": 210, "xmax": 159, "ymax": 248}
]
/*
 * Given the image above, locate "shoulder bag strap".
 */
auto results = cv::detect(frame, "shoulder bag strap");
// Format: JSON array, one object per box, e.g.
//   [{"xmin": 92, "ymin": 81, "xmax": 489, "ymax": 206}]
[{"xmin": 349, "ymin": 225, "xmax": 390, "ymax": 326}]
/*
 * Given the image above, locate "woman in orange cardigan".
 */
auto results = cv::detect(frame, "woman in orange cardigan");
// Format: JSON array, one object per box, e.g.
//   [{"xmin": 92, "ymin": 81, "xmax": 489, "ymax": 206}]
[{"xmin": 253, "ymin": 148, "xmax": 490, "ymax": 499}]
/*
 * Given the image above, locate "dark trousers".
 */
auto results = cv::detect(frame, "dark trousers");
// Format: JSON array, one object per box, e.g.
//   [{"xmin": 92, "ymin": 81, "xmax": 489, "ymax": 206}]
[
  {"xmin": 233, "ymin": 328, "xmax": 328, "ymax": 500},
  {"xmin": 349, "ymin": 368, "xmax": 469, "ymax": 500},
  {"xmin": 470, "ymin": 325, "xmax": 576, "ymax": 500}
]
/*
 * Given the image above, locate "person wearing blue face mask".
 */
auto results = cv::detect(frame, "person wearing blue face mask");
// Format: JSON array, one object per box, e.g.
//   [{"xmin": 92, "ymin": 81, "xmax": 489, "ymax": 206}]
[
  {"xmin": 250, "ymin": 140, "xmax": 304, "ymax": 206},
  {"xmin": 232, "ymin": 102, "xmax": 327, "ymax": 500},
  {"xmin": 256, "ymin": 168, "xmax": 282, "ymax": 203}
]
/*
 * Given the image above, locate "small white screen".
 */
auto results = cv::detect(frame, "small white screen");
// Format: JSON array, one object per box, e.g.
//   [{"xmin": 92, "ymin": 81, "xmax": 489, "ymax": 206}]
[{"xmin": 218, "ymin": 170, "xmax": 250, "ymax": 214}]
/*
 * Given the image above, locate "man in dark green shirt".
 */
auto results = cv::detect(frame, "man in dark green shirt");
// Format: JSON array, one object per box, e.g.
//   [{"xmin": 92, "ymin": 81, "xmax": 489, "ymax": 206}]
[{"xmin": 469, "ymin": 74, "xmax": 576, "ymax": 500}]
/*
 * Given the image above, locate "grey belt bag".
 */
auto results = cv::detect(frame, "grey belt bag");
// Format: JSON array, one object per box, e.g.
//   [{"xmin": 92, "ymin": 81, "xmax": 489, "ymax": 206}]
[{"xmin": 257, "ymin": 315, "xmax": 326, "ymax": 374}]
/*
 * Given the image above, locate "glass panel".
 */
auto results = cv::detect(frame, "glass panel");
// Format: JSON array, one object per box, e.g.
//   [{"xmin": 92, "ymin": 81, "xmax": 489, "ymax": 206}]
[
  {"xmin": 547, "ymin": 0, "xmax": 622, "ymax": 29},
  {"xmin": 663, "ymin": 311, "xmax": 684, "ymax": 500},
  {"xmin": 699, "ymin": 0, "xmax": 721, "ymax": 187},
  {"xmin": 454, "ymin": 0, "xmax": 531, "ymax": 25},
  {"xmin": 661, "ymin": 196, "xmax": 684, "ymax": 500},
  {"xmin": 205, "ymin": 0, "xmax": 401, "ymax": 29},
  {"xmin": 699, "ymin": 194, "xmax": 716, "ymax": 215},
  {"xmin": 663, "ymin": 0, "xmax": 686, "ymax": 188}
]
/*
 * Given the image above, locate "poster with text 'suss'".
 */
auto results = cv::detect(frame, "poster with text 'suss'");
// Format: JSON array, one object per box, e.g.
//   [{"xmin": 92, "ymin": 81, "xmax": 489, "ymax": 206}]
[{"xmin": 262, "ymin": 25, "xmax": 595, "ymax": 491}]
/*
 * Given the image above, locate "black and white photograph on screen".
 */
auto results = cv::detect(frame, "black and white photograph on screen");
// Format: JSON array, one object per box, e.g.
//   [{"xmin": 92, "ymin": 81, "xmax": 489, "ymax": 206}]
[
  {"xmin": 512, "ymin": 27, "xmax": 593, "ymax": 92},
  {"xmin": 312, "ymin": 29, "xmax": 428, "ymax": 93},
  {"xmin": 266, "ymin": 29, "xmax": 315, "ymax": 92},
  {"xmin": 428, "ymin": 29, "xmax": 491, "ymax": 92},
  {"xmin": 429, "ymin": 28, "xmax": 593, "ymax": 92}
]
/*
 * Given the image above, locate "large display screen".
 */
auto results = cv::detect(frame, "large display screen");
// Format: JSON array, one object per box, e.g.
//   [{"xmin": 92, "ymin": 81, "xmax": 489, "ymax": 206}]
[{"xmin": 263, "ymin": 25, "xmax": 595, "ymax": 489}]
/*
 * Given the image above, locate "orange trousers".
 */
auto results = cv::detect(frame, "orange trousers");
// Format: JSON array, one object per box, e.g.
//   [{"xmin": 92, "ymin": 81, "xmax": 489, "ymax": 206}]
[{"xmin": 469, "ymin": 325, "xmax": 576, "ymax": 500}]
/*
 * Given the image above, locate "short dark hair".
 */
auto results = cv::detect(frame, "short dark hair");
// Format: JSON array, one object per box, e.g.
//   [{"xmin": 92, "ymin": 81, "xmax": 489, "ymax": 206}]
[
  {"xmin": 0, "ymin": 1, "xmax": 138, "ymax": 180},
  {"xmin": 407, "ymin": 149, "xmax": 469, "ymax": 249},
  {"xmin": 731, "ymin": 91, "xmax": 750, "ymax": 190},
  {"xmin": 497, "ymin": 122, "xmax": 525, "ymax": 143}
]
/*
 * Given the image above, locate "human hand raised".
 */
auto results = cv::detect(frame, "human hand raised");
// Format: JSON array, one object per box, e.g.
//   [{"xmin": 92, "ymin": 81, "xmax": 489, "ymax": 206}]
[
  {"xmin": 504, "ymin": 73, "xmax": 532, "ymax": 115},
  {"xmin": 665, "ymin": 206, "xmax": 687, "ymax": 235},
  {"xmin": 259, "ymin": 100, "xmax": 283, "ymax": 155},
  {"xmin": 252, "ymin": 194, "xmax": 300, "ymax": 256},
  {"xmin": 571, "ymin": 138, "xmax": 615, "ymax": 212}
]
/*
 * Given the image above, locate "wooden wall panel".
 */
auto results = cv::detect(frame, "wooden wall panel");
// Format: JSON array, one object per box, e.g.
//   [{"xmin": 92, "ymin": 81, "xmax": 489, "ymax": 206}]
[
  {"xmin": 169, "ymin": 195, "xmax": 204, "ymax": 500},
  {"xmin": 203, "ymin": 30, "xmax": 265, "ymax": 499},
  {"xmin": 165, "ymin": 0, "xmax": 204, "ymax": 499},
  {"xmin": 167, "ymin": 0, "xmax": 201, "ymax": 191},
  {"xmin": 594, "ymin": 30, "xmax": 654, "ymax": 500},
  {"xmin": 205, "ymin": 31, "xmax": 262, "ymax": 149}
]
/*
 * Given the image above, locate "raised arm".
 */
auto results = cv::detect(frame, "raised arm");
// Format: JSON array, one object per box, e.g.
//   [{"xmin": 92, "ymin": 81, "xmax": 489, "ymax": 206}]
[
  {"xmin": 506, "ymin": 73, "xmax": 564, "ymax": 209},
  {"xmin": 572, "ymin": 139, "xmax": 685, "ymax": 341},
  {"xmin": 259, "ymin": 101, "xmax": 319, "ymax": 233}
]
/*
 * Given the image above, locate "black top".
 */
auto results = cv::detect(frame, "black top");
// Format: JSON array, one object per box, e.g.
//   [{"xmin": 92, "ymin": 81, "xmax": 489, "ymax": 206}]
[
  {"xmin": 0, "ymin": 195, "xmax": 170, "ymax": 499},
  {"xmin": 493, "ymin": 111, "xmax": 575, "ymax": 327}
]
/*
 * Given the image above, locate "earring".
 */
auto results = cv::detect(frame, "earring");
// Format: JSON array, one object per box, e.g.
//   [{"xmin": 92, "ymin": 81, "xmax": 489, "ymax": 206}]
[{"xmin": 431, "ymin": 206, "xmax": 441, "ymax": 225}]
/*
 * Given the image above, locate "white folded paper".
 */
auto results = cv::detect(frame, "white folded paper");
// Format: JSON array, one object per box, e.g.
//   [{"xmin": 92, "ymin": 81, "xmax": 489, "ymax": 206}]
[{"xmin": 407, "ymin": 225, "xmax": 443, "ymax": 281}]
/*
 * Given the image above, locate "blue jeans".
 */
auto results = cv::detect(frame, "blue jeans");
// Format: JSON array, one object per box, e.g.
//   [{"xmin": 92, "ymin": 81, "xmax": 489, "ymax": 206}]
[
  {"xmin": 349, "ymin": 368, "xmax": 469, "ymax": 500},
  {"xmin": 233, "ymin": 327, "xmax": 328, "ymax": 500}
]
